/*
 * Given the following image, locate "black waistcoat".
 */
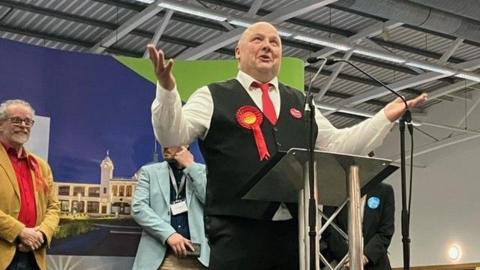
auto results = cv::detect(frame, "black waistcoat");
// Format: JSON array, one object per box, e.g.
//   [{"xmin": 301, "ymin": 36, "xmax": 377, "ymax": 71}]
[{"xmin": 201, "ymin": 79, "xmax": 317, "ymax": 219}]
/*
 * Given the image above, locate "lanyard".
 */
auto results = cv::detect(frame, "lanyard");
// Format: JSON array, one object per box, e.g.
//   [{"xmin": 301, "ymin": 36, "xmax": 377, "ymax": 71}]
[{"xmin": 168, "ymin": 166, "xmax": 186, "ymax": 200}]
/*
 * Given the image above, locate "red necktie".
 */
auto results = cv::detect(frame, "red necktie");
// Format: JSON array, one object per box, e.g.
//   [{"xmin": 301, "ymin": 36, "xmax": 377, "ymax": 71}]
[{"xmin": 252, "ymin": 82, "xmax": 277, "ymax": 125}]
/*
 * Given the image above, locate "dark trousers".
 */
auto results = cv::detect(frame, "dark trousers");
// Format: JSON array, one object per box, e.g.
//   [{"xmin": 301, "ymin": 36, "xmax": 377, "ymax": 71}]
[
  {"xmin": 7, "ymin": 251, "xmax": 39, "ymax": 270},
  {"xmin": 207, "ymin": 216, "xmax": 299, "ymax": 270}
]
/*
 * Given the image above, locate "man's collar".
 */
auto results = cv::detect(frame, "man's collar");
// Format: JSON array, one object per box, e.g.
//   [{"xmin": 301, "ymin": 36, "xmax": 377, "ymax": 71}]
[
  {"xmin": 1, "ymin": 142, "xmax": 27, "ymax": 159},
  {"xmin": 167, "ymin": 161, "xmax": 184, "ymax": 171},
  {"xmin": 236, "ymin": 70, "xmax": 279, "ymax": 92}
]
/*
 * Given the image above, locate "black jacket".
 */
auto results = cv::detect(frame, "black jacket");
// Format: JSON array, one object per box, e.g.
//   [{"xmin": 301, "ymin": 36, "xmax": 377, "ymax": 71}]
[{"xmin": 323, "ymin": 183, "xmax": 395, "ymax": 270}]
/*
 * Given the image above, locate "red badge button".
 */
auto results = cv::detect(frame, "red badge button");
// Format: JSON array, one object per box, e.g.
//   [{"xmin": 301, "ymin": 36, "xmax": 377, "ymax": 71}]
[{"xmin": 290, "ymin": 108, "xmax": 302, "ymax": 119}]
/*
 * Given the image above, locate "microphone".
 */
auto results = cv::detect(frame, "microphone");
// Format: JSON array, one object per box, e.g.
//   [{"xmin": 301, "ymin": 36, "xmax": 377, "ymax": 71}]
[
  {"xmin": 306, "ymin": 56, "xmax": 326, "ymax": 64},
  {"xmin": 323, "ymin": 58, "xmax": 410, "ymax": 118},
  {"xmin": 306, "ymin": 56, "xmax": 342, "ymax": 66},
  {"xmin": 324, "ymin": 58, "xmax": 340, "ymax": 65}
]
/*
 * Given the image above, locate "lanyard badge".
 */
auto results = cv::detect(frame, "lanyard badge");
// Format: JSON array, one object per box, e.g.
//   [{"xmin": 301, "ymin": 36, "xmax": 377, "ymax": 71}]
[{"xmin": 168, "ymin": 167, "xmax": 188, "ymax": 215}]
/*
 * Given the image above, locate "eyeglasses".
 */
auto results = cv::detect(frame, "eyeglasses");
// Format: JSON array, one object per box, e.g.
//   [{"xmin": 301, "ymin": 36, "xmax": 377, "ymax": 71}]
[{"xmin": 6, "ymin": 117, "xmax": 35, "ymax": 127}]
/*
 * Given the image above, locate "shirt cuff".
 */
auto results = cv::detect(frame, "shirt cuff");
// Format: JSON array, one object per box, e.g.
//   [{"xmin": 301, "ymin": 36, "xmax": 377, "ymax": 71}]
[
  {"xmin": 156, "ymin": 81, "xmax": 179, "ymax": 103},
  {"xmin": 376, "ymin": 108, "xmax": 395, "ymax": 127}
]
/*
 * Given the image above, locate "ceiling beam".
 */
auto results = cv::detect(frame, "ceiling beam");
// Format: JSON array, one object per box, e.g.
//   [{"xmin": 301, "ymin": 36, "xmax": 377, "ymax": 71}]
[
  {"xmin": 317, "ymin": 49, "xmax": 355, "ymax": 99},
  {"xmin": 446, "ymin": 93, "xmax": 480, "ymax": 137},
  {"xmin": 330, "ymin": 2, "xmax": 480, "ymax": 48},
  {"xmin": 0, "ymin": 0, "xmax": 226, "ymax": 36},
  {"xmin": 195, "ymin": 0, "xmax": 235, "ymax": 31},
  {"xmin": 0, "ymin": 23, "xmax": 93, "ymax": 47},
  {"xmin": 316, "ymin": 100, "xmax": 479, "ymax": 136},
  {"xmin": 310, "ymin": 20, "xmax": 403, "ymax": 59},
  {"xmin": 310, "ymin": 20, "xmax": 403, "ymax": 100},
  {"xmin": 155, "ymin": 0, "xmax": 480, "ymax": 86},
  {"xmin": 247, "ymin": 0, "xmax": 264, "ymax": 16},
  {"xmin": 198, "ymin": 0, "xmax": 466, "ymax": 63},
  {"xmin": 0, "ymin": 23, "xmax": 140, "ymax": 57},
  {"xmin": 331, "ymin": 56, "xmax": 480, "ymax": 110},
  {"xmin": 0, "ymin": 8, "xmax": 462, "ymax": 96},
  {"xmin": 0, "ymin": 20, "xmax": 387, "ymax": 90},
  {"xmin": 305, "ymin": 66, "xmax": 431, "ymax": 100},
  {"xmin": 0, "ymin": 0, "xmax": 476, "ymax": 109},
  {"xmin": 143, "ymin": 9, "xmax": 173, "ymax": 58},
  {"xmin": 0, "ymin": 21, "xmax": 232, "ymax": 57},
  {"xmin": 309, "ymin": 86, "xmax": 387, "ymax": 107},
  {"xmin": 306, "ymin": 65, "xmax": 381, "ymax": 86},
  {"xmin": 0, "ymin": 0, "xmax": 113, "ymax": 29},
  {"xmin": 175, "ymin": 27, "xmax": 244, "ymax": 60},
  {"xmin": 89, "ymin": 2, "xmax": 163, "ymax": 53},
  {"xmin": 391, "ymin": 132, "xmax": 480, "ymax": 162},
  {"xmin": 428, "ymin": 80, "xmax": 480, "ymax": 100},
  {"xmin": 1, "ymin": 0, "xmax": 460, "ymax": 81},
  {"xmin": 176, "ymin": 0, "xmax": 338, "ymax": 60},
  {"xmin": 370, "ymin": 38, "xmax": 464, "ymax": 64},
  {"xmin": 438, "ymin": 38, "xmax": 464, "ymax": 64},
  {"xmin": 88, "ymin": 0, "xmax": 469, "ymax": 86}
]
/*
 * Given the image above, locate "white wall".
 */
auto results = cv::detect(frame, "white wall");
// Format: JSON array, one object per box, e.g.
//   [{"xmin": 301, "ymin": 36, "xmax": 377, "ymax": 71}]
[
  {"xmin": 376, "ymin": 92, "xmax": 480, "ymax": 267},
  {"xmin": 25, "ymin": 115, "xmax": 50, "ymax": 160}
]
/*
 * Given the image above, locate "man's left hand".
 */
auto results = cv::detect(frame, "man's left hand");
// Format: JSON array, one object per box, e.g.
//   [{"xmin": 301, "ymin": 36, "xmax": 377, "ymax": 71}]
[{"xmin": 18, "ymin": 227, "xmax": 44, "ymax": 250}]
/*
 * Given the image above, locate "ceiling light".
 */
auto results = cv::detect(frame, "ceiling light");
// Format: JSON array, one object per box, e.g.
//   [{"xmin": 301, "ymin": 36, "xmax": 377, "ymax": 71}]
[
  {"xmin": 315, "ymin": 102, "xmax": 375, "ymax": 118},
  {"xmin": 277, "ymin": 30, "xmax": 293, "ymax": 37},
  {"xmin": 315, "ymin": 102, "xmax": 337, "ymax": 111},
  {"xmin": 405, "ymin": 61, "xmax": 455, "ymax": 75},
  {"xmin": 158, "ymin": 2, "xmax": 227, "ymax": 21},
  {"xmin": 455, "ymin": 72, "xmax": 480, "ymax": 82},
  {"xmin": 135, "ymin": 0, "xmax": 155, "ymax": 3},
  {"xmin": 447, "ymin": 244, "xmax": 462, "ymax": 262},
  {"xmin": 294, "ymin": 35, "xmax": 351, "ymax": 51},
  {"xmin": 337, "ymin": 108, "xmax": 375, "ymax": 118},
  {"xmin": 229, "ymin": 19, "xmax": 251, "ymax": 28},
  {"xmin": 353, "ymin": 48, "xmax": 405, "ymax": 64}
]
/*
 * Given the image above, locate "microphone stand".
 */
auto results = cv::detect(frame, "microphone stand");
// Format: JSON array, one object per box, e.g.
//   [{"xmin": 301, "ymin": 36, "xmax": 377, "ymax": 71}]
[
  {"xmin": 399, "ymin": 110, "xmax": 411, "ymax": 270},
  {"xmin": 304, "ymin": 59, "xmax": 327, "ymax": 270},
  {"xmin": 329, "ymin": 59, "xmax": 412, "ymax": 270}
]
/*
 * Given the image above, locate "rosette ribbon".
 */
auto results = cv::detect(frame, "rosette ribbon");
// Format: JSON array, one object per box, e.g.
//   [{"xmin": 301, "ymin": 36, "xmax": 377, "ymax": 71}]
[{"xmin": 236, "ymin": 105, "xmax": 271, "ymax": 161}]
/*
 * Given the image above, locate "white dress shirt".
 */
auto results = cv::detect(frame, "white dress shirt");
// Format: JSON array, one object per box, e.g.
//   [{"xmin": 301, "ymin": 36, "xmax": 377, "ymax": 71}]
[{"xmin": 151, "ymin": 70, "xmax": 394, "ymax": 220}]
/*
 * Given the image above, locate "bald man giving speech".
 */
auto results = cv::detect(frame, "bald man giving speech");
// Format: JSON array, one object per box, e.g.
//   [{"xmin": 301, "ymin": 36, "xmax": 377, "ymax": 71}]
[{"xmin": 148, "ymin": 22, "xmax": 426, "ymax": 270}]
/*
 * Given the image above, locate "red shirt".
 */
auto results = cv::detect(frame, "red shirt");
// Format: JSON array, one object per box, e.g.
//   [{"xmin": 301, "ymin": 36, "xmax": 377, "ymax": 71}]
[{"xmin": 2, "ymin": 143, "xmax": 37, "ymax": 227}]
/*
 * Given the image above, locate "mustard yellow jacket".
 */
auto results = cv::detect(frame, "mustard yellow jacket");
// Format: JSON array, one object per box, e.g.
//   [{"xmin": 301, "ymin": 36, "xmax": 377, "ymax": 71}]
[{"xmin": 0, "ymin": 146, "xmax": 59, "ymax": 270}]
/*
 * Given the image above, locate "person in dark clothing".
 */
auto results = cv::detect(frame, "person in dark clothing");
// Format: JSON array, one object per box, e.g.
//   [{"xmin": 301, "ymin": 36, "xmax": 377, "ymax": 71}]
[{"xmin": 323, "ymin": 182, "xmax": 395, "ymax": 270}]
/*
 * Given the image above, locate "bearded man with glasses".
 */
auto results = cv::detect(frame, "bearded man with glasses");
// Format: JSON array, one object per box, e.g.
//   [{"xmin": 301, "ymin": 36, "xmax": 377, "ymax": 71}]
[{"xmin": 0, "ymin": 99, "xmax": 59, "ymax": 270}]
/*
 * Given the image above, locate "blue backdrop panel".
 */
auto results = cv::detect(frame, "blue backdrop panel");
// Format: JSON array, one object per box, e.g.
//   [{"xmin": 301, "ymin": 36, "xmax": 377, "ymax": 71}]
[{"xmin": 0, "ymin": 38, "xmax": 156, "ymax": 183}]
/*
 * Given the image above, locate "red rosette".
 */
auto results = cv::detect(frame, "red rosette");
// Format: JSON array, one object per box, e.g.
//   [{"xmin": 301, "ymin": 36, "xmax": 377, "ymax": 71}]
[{"xmin": 236, "ymin": 105, "xmax": 271, "ymax": 161}]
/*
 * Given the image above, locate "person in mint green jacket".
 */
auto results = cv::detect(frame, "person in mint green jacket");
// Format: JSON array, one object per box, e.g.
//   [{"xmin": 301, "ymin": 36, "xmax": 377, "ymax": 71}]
[{"xmin": 132, "ymin": 146, "xmax": 209, "ymax": 270}]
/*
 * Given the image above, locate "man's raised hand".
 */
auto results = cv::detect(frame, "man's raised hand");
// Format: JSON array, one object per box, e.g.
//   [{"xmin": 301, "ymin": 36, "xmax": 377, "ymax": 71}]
[{"xmin": 147, "ymin": 44, "xmax": 176, "ymax": 91}]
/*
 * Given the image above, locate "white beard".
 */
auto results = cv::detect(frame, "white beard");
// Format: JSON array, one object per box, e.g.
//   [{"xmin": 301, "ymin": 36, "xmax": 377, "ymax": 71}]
[{"xmin": 12, "ymin": 132, "xmax": 29, "ymax": 145}]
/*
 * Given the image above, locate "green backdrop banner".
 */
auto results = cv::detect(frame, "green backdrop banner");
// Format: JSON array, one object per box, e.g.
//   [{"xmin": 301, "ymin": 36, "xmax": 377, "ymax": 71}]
[{"xmin": 115, "ymin": 56, "xmax": 305, "ymax": 101}]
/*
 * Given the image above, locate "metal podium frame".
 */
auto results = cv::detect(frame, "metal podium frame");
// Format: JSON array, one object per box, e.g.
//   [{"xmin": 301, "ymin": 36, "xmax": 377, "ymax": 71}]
[{"xmin": 242, "ymin": 148, "xmax": 398, "ymax": 270}]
